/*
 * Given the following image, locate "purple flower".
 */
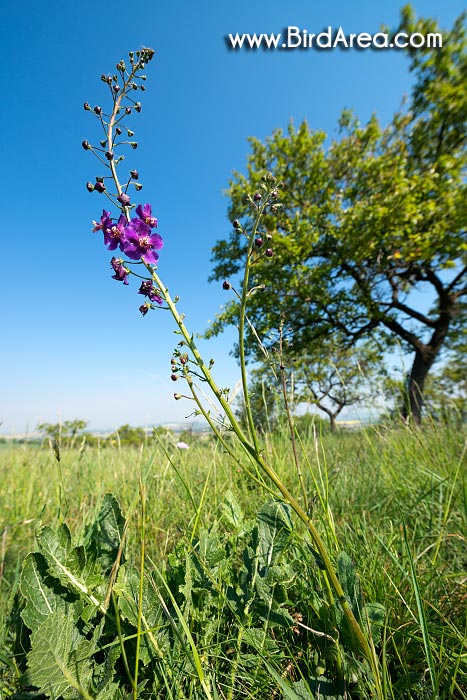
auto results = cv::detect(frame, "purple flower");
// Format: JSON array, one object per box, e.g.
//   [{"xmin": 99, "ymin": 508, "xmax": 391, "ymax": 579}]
[
  {"xmin": 94, "ymin": 181, "xmax": 106, "ymax": 193},
  {"xmin": 104, "ymin": 214, "xmax": 127, "ymax": 251},
  {"xmin": 110, "ymin": 257, "xmax": 129, "ymax": 284},
  {"xmin": 92, "ymin": 209, "xmax": 112, "ymax": 233},
  {"xmin": 123, "ymin": 218, "xmax": 163, "ymax": 264},
  {"xmin": 139, "ymin": 303, "xmax": 150, "ymax": 316},
  {"xmin": 117, "ymin": 193, "xmax": 131, "ymax": 207},
  {"xmin": 135, "ymin": 203, "xmax": 158, "ymax": 228},
  {"xmin": 138, "ymin": 280, "xmax": 163, "ymax": 305}
]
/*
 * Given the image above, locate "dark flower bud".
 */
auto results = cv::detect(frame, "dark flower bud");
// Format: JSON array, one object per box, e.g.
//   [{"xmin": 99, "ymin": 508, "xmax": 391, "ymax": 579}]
[
  {"xmin": 105, "ymin": 151, "xmax": 114, "ymax": 160},
  {"xmin": 82, "ymin": 140, "xmax": 91, "ymax": 150},
  {"xmin": 130, "ymin": 169, "xmax": 139, "ymax": 179},
  {"xmin": 132, "ymin": 82, "xmax": 138, "ymax": 90},
  {"xmin": 95, "ymin": 176, "xmax": 104, "ymax": 183},
  {"xmin": 271, "ymin": 189, "xmax": 278, "ymax": 198},
  {"xmin": 100, "ymin": 139, "xmax": 107, "ymax": 147},
  {"xmin": 130, "ymin": 142, "xmax": 138, "ymax": 149},
  {"xmin": 135, "ymin": 183, "xmax": 143, "ymax": 191},
  {"xmin": 135, "ymin": 102, "xmax": 142, "ymax": 113},
  {"xmin": 94, "ymin": 181, "xmax": 106, "ymax": 193},
  {"xmin": 171, "ymin": 374, "xmax": 178, "ymax": 381},
  {"xmin": 253, "ymin": 192, "xmax": 262, "ymax": 202},
  {"xmin": 232, "ymin": 219, "xmax": 241, "ymax": 229},
  {"xmin": 222, "ymin": 281, "xmax": 231, "ymax": 290},
  {"xmin": 93, "ymin": 105, "xmax": 102, "ymax": 115},
  {"xmin": 86, "ymin": 182, "xmax": 94, "ymax": 192},
  {"xmin": 174, "ymin": 393, "xmax": 182, "ymax": 400},
  {"xmin": 127, "ymin": 129, "xmax": 135, "ymax": 137},
  {"xmin": 254, "ymin": 237, "xmax": 263, "ymax": 248},
  {"xmin": 125, "ymin": 107, "xmax": 132, "ymax": 115},
  {"xmin": 117, "ymin": 193, "xmax": 131, "ymax": 207},
  {"xmin": 139, "ymin": 304, "xmax": 150, "ymax": 316},
  {"xmin": 113, "ymin": 85, "xmax": 121, "ymax": 93},
  {"xmin": 116, "ymin": 127, "xmax": 122, "ymax": 135},
  {"xmin": 83, "ymin": 102, "xmax": 91, "ymax": 111},
  {"xmin": 266, "ymin": 248, "xmax": 273, "ymax": 257}
]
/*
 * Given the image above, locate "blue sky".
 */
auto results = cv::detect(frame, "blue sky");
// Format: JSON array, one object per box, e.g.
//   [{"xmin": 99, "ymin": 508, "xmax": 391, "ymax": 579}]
[{"xmin": 1, "ymin": 0, "xmax": 464, "ymax": 434}]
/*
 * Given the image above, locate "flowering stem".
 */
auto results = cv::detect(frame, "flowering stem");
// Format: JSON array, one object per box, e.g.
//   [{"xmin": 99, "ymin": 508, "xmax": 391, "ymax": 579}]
[
  {"xmin": 146, "ymin": 266, "xmax": 376, "ymax": 669},
  {"xmin": 237, "ymin": 205, "xmax": 264, "ymax": 453},
  {"xmin": 90, "ymin": 55, "xmax": 378, "ymax": 679}
]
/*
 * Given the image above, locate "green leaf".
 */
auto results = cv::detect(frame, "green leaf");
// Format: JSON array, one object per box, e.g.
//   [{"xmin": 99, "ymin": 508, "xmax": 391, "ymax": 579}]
[
  {"xmin": 20, "ymin": 553, "xmax": 75, "ymax": 632},
  {"xmin": 337, "ymin": 552, "xmax": 363, "ymax": 621},
  {"xmin": 22, "ymin": 607, "xmax": 95, "ymax": 699},
  {"xmin": 87, "ymin": 493, "xmax": 126, "ymax": 573},
  {"xmin": 257, "ymin": 500, "xmax": 293, "ymax": 570},
  {"xmin": 36, "ymin": 525, "xmax": 105, "ymax": 611}
]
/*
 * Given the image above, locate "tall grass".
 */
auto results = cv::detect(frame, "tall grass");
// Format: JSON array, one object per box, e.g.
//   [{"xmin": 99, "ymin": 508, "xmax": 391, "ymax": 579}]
[{"xmin": 0, "ymin": 422, "xmax": 466, "ymax": 698}]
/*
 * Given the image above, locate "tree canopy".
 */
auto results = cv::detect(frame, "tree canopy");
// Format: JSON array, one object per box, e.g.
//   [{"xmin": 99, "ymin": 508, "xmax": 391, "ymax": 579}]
[{"xmin": 209, "ymin": 7, "xmax": 467, "ymax": 425}]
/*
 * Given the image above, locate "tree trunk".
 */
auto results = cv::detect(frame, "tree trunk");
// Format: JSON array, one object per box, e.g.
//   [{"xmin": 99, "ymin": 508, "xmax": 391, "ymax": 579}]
[
  {"xmin": 330, "ymin": 414, "xmax": 338, "ymax": 433},
  {"xmin": 402, "ymin": 349, "xmax": 433, "ymax": 426}
]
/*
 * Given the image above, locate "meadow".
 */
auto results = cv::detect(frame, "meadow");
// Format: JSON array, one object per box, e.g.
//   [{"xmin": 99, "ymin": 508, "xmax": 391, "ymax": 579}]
[{"xmin": 0, "ymin": 421, "xmax": 465, "ymax": 699}]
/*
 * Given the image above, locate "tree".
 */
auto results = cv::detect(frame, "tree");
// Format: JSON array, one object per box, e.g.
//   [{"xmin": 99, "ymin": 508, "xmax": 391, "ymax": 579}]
[
  {"xmin": 209, "ymin": 8, "xmax": 467, "ymax": 425},
  {"xmin": 37, "ymin": 419, "xmax": 88, "ymax": 448},
  {"xmin": 292, "ymin": 341, "xmax": 384, "ymax": 432}
]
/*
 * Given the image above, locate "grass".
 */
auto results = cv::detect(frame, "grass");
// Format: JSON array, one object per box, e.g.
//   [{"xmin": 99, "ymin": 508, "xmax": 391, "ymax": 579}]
[{"xmin": 0, "ymin": 422, "xmax": 466, "ymax": 698}]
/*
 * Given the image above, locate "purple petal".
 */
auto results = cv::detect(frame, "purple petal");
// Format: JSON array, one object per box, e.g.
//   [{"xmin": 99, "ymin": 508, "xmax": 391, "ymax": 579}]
[
  {"xmin": 149, "ymin": 233, "xmax": 164, "ymax": 250},
  {"xmin": 142, "ymin": 250, "xmax": 160, "ymax": 265}
]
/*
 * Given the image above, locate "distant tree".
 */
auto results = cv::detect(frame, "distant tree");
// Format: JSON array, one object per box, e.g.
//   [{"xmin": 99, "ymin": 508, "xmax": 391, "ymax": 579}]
[
  {"xmin": 209, "ymin": 8, "xmax": 467, "ymax": 426},
  {"xmin": 109, "ymin": 424, "xmax": 147, "ymax": 447},
  {"xmin": 292, "ymin": 341, "xmax": 384, "ymax": 432},
  {"xmin": 37, "ymin": 419, "xmax": 88, "ymax": 448}
]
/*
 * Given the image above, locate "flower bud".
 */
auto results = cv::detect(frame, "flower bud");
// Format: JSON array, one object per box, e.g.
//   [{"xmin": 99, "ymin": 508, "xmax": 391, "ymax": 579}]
[
  {"xmin": 113, "ymin": 85, "xmax": 121, "ymax": 93},
  {"xmin": 116, "ymin": 127, "xmax": 122, "ymax": 135},
  {"xmin": 82, "ymin": 140, "xmax": 91, "ymax": 150},
  {"xmin": 139, "ymin": 304, "xmax": 149, "ymax": 316},
  {"xmin": 232, "ymin": 219, "xmax": 241, "ymax": 229},
  {"xmin": 135, "ymin": 102, "xmax": 142, "ymax": 113},
  {"xmin": 83, "ymin": 102, "xmax": 91, "ymax": 110},
  {"xmin": 125, "ymin": 107, "xmax": 132, "ymax": 115},
  {"xmin": 105, "ymin": 151, "xmax": 114, "ymax": 160},
  {"xmin": 93, "ymin": 105, "xmax": 102, "ymax": 115},
  {"xmin": 171, "ymin": 374, "xmax": 178, "ymax": 381},
  {"xmin": 253, "ymin": 192, "xmax": 262, "ymax": 202},
  {"xmin": 86, "ymin": 182, "xmax": 94, "ymax": 192},
  {"xmin": 130, "ymin": 169, "xmax": 139, "ymax": 179},
  {"xmin": 130, "ymin": 142, "xmax": 138, "ymax": 149},
  {"xmin": 127, "ymin": 129, "xmax": 135, "ymax": 137},
  {"xmin": 222, "ymin": 281, "xmax": 231, "ymax": 290},
  {"xmin": 174, "ymin": 393, "xmax": 182, "ymax": 400},
  {"xmin": 117, "ymin": 193, "xmax": 131, "ymax": 207},
  {"xmin": 254, "ymin": 237, "xmax": 263, "ymax": 248},
  {"xmin": 135, "ymin": 183, "xmax": 143, "ymax": 191},
  {"xmin": 94, "ymin": 181, "xmax": 106, "ymax": 193},
  {"xmin": 266, "ymin": 248, "xmax": 273, "ymax": 257},
  {"xmin": 100, "ymin": 139, "xmax": 107, "ymax": 147}
]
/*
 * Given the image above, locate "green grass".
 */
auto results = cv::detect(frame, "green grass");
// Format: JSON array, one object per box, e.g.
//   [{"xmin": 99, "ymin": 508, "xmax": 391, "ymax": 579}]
[{"xmin": 0, "ymin": 423, "xmax": 466, "ymax": 698}]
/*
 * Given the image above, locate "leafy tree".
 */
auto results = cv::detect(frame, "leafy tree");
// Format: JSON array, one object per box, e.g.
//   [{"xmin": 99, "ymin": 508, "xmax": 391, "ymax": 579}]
[
  {"xmin": 37, "ymin": 419, "xmax": 88, "ymax": 448},
  {"xmin": 291, "ymin": 341, "xmax": 383, "ymax": 432},
  {"xmin": 209, "ymin": 8, "xmax": 467, "ymax": 426},
  {"xmin": 108, "ymin": 424, "xmax": 147, "ymax": 447}
]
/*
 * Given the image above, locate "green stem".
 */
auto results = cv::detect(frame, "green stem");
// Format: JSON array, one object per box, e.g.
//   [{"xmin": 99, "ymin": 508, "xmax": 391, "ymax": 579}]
[
  {"xmin": 148, "ymin": 269, "xmax": 375, "ymax": 669},
  {"xmin": 237, "ymin": 206, "xmax": 265, "ymax": 453}
]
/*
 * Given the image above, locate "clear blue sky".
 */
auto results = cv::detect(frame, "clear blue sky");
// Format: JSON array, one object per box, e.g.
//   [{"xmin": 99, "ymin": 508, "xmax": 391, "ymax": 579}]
[{"xmin": 1, "ymin": 0, "xmax": 464, "ymax": 434}]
